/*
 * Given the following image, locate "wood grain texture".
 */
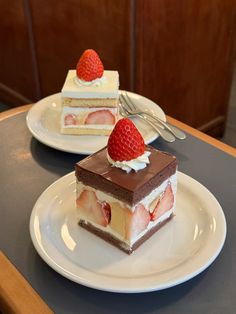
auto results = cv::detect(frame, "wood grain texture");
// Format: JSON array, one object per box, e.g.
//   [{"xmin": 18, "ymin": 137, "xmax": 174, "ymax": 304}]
[
  {"xmin": 29, "ymin": 0, "xmax": 133, "ymax": 97},
  {"xmin": 135, "ymin": 0, "xmax": 236, "ymax": 133},
  {"xmin": 1, "ymin": 105, "xmax": 235, "ymax": 157},
  {"xmin": 0, "ymin": 251, "xmax": 53, "ymax": 314},
  {"xmin": 0, "ymin": 104, "xmax": 32, "ymax": 121},
  {"xmin": 167, "ymin": 115, "xmax": 236, "ymax": 157},
  {"xmin": 0, "ymin": 0, "xmax": 236, "ymax": 136},
  {"xmin": 0, "ymin": 0, "xmax": 37, "ymax": 105}
]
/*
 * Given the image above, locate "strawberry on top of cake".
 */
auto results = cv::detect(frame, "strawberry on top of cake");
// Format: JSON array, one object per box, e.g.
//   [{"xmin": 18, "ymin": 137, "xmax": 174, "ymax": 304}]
[
  {"xmin": 107, "ymin": 117, "xmax": 151, "ymax": 172},
  {"xmin": 76, "ymin": 49, "xmax": 104, "ymax": 82},
  {"xmin": 61, "ymin": 49, "xmax": 119, "ymax": 135},
  {"xmin": 75, "ymin": 118, "xmax": 177, "ymax": 254}
]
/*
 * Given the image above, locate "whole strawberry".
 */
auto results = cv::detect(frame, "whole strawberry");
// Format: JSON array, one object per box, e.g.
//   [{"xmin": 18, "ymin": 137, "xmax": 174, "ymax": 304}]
[
  {"xmin": 76, "ymin": 49, "xmax": 104, "ymax": 82},
  {"xmin": 108, "ymin": 118, "xmax": 145, "ymax": 161}
]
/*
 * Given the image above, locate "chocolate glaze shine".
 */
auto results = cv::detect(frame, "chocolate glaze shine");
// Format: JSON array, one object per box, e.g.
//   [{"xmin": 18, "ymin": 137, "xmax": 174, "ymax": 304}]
[{"xmin": 75, "ymin": 146, "xmax": 177, "ymax": 205}]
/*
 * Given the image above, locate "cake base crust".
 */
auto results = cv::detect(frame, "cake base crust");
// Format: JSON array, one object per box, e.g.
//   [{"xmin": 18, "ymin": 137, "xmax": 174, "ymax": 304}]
[{"xmin": 79, "ymin": 213, "xmax": 174, "ymax": 254}]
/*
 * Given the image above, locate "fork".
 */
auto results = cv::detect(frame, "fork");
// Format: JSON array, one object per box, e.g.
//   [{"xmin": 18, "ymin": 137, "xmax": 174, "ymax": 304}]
[
  {"xmin": 119, "ymin": 98, "xmax": 176, "ymax": 143},
  {"xmin": 121, "ymin": 91, "xmax": 186, "ymax": 140}
]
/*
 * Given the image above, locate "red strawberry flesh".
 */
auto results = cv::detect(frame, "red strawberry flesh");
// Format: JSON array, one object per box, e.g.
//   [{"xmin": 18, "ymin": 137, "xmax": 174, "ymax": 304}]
[
  {"xmin": 101, "ymin": 202, "xmax": 111, "ymax": 224},
  {"xmin": 126, "ymin": 204, "xmax": 150, "ymax": 240},
  {"xmin": 76, "ymin": 49, "xmax": 104, "ymax": 81},
  {"xmin": 64, "ymin": 114, "xmax": 77, "ymax": 125},
  {"xmin": 85, "ymin": 110, "xmax": 115, "ymax": 125},
  {"xmin": 76, "ymin": 189, "xmax": 111, "ymax": 227},
  {"xmin": 150, "ymin": 184, "xmax": 174, "ymax": 221},
  {"xmin": 108, "ymin": 118, "xmax": 145, "ymax": 161}
]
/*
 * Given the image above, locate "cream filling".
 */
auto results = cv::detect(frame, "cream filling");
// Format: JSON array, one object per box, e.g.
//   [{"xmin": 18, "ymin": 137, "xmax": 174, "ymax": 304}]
[
  {"xmin": 107, "ymin": 151, "xmax": 151, "ymax": 173},
  {"xmin": 61, "ymin": 70, "xmax": 119, "ymax": 99},
  {"xmin": 62, "ymin": 106, "xmax": 118, "ymax": 115},
  {"xmin": 76, "ymin": 172, "xmax": 177, "ymax": 213},
  {"xmin": 80, "ymin": 207, "xmax": 174, "ymax": 247},
  {"xmin": 76, "ymin": 172, "xmax": 177, "ymax": 246},
  {"xmin": 63, "ymin": 124, "xmax": 114, "ymax": 130},
  {"xmin": 74, "ymin": 75, "xmax": 107, "ymax": 87},
  {"xmin": 61, "ymin": 106, "xmax": 118, "ymax": 129}
]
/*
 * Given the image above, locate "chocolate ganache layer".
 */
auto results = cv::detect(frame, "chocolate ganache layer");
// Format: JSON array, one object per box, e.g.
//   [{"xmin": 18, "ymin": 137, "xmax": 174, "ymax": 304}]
[{"xmin": 75, "ymin": 146, "xmax": 177, "ymax": 206}]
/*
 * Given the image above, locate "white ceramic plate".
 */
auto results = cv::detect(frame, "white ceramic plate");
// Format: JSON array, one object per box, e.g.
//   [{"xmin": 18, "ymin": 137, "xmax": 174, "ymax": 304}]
[
  {"xmin": 30, "ymin": 171, "xmax": 226, "ymax": 293},
  {"xmin": 26, "ymin": 91, "xmax": 166, "ymax": 155}
]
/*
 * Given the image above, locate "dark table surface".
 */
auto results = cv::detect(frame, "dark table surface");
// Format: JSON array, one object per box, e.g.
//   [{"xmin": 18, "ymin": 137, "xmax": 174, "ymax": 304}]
[{"xmin": 0, "ymin": 112, "xmax": 236, "ymax": 314}]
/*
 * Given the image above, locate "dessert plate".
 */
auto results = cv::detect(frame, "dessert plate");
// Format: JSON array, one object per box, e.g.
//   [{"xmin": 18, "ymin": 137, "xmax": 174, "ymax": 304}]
[
  {"xmin": 30, "ymin": 171, "xmax": 226, "ymax": 293},
  {"xmin": 26, "ymin": 91, "xmax": 166, "ymax": 155}
]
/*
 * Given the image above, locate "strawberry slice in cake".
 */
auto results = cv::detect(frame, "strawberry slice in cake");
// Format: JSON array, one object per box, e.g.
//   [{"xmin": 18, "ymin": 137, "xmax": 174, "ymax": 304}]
[
  {"xmin": 61, "ymin": 49, "xmax": 119, "ymax": 135},
  {"xmin": 75, "ymin": 118, "xmax": 178, "ymax": 254}
]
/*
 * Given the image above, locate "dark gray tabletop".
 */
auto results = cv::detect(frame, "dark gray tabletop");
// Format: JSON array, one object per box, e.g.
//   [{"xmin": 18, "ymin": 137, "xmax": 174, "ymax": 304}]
[{"xmin": 0, "ymin": 112, "xmax": 235, "ymax": 314}]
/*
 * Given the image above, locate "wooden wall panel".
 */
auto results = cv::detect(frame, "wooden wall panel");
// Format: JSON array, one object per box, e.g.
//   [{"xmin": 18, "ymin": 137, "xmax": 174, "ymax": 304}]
[
  {"xmin": 0, "ymin": 0, "xmax": 235, "ymax": 137},
  {"xmin": 29, "ymin": 0, "xmax": 133, "ymax": 98},
  {"xmin": 135, "ymin": 0, "xmax": 236, "ymax": 132},
  {"xmin": 0, "ymin": 0, "xmax": 37, "ymax": 105}
]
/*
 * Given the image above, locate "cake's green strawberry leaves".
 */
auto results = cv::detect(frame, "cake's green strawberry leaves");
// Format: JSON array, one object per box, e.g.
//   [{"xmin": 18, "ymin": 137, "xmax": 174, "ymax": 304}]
[
  {"xmin": 108, "ymin": 118, "xmax": 145, "ymax": 161},
  {"xmin": 76, "ymin": 189, "xmax": 111, "ymax": 227},
  {"xmin": 150, "ymin": 184, "xmax": 174, "ymax": 221},
  {"xmin": 76, "ymin": 49, "xmax": 104, "ymax": 81},
  {"xmin": 85, "ymin": 109, "xmax": 115, "ymax": 125}
]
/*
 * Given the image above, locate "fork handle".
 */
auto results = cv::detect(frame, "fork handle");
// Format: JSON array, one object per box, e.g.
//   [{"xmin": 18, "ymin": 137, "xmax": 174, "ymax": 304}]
[
  {"xmin": 123, "ymin": 91, "xmax": 186, "ymax": 139},
  {"xmin": 137, "ymin": 113, "xmax": 176, "ymax": 143},
  {"xmin": 142, "ymin": 111, "xmax": 186, "ymax": 139}
]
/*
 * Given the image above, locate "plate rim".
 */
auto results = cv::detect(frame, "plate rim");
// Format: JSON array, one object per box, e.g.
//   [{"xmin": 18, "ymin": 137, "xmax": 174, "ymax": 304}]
[
  {"xmin": 26, "ymin": 91, "xmax": 166, "ymax": 155},
  {"xmin": 29, "ymin": 171, "xmax": 227, "ymax": 293}
]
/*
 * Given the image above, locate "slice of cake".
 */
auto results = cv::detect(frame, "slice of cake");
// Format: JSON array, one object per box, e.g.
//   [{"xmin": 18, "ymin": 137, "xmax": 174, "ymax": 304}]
[
  {"xmin": 61, "ymin": 49, "xmax": 119, "ymax": 135},
  {"xmin": 75, "ymin": 118, "xmax": 177, "ymax": 254}
]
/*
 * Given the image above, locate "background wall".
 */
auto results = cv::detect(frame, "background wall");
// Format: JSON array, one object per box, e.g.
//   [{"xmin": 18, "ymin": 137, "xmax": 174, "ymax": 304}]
[{"xmin": 0, "ymin": 0, "xmax": 236, "ymax": 137}]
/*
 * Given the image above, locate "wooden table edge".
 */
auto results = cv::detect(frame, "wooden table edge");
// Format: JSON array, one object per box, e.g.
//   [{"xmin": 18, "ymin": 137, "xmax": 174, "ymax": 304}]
[
  {"xmin": 167, "ymin": 115, "xmax": 236, "ymax": 158},
  {"xmin": 0, "ymin": 104, "xmax": 32, "ymax": 121},
  {"xmin": 0, "ymin": 250, "xmax": 53, "ymax": 314},
  {"xmin": 0, "ymin": 105, "xmax": 235, "ymax": 157}
]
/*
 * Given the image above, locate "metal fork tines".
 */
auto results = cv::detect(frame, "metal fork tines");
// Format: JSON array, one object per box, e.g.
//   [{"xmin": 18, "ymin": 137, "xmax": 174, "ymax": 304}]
[
  {"xmin": 121, "ymin": 91, "xmax": 186, "ymax": 140},
  {"xmin": 119, "ymin": 94, "xmax": 176, "ymax": 143}
]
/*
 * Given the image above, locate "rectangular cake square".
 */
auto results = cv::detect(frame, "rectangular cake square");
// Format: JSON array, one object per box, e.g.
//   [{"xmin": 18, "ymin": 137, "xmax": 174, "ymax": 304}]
[
  {"xmin": 61, "ymin": 69, "xmax": 119, "ymax": 135},
  {"xmin": 75, "ymin": 145, "xmax": 177, "ymax": 254},
  {"xmin": 61, "ymin": 70, "xmax": 119, "ymax": 102}
]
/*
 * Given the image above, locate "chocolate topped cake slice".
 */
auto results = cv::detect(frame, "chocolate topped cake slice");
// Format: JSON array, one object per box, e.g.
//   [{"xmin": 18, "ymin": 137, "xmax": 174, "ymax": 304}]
[{"xmin": 75, "ymin": 118, "xmax": 177, "ymax": 254}]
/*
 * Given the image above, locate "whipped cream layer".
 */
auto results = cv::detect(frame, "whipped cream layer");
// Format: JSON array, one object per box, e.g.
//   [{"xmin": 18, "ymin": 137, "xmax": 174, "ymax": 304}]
[
  {"xmin": 61, "ymin": 70, "xmax": 119, "ymax": 99},
  {"xmin": 76, "ymin": 172, "xmax": 177, "ymax": 246},
  {"xmin": 107, "ymin": 151, "xmax": 151, "ymax": 173},
  {"xmin": 74, "ymin": 75, "xmax": 107, "ymax": 87}
]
